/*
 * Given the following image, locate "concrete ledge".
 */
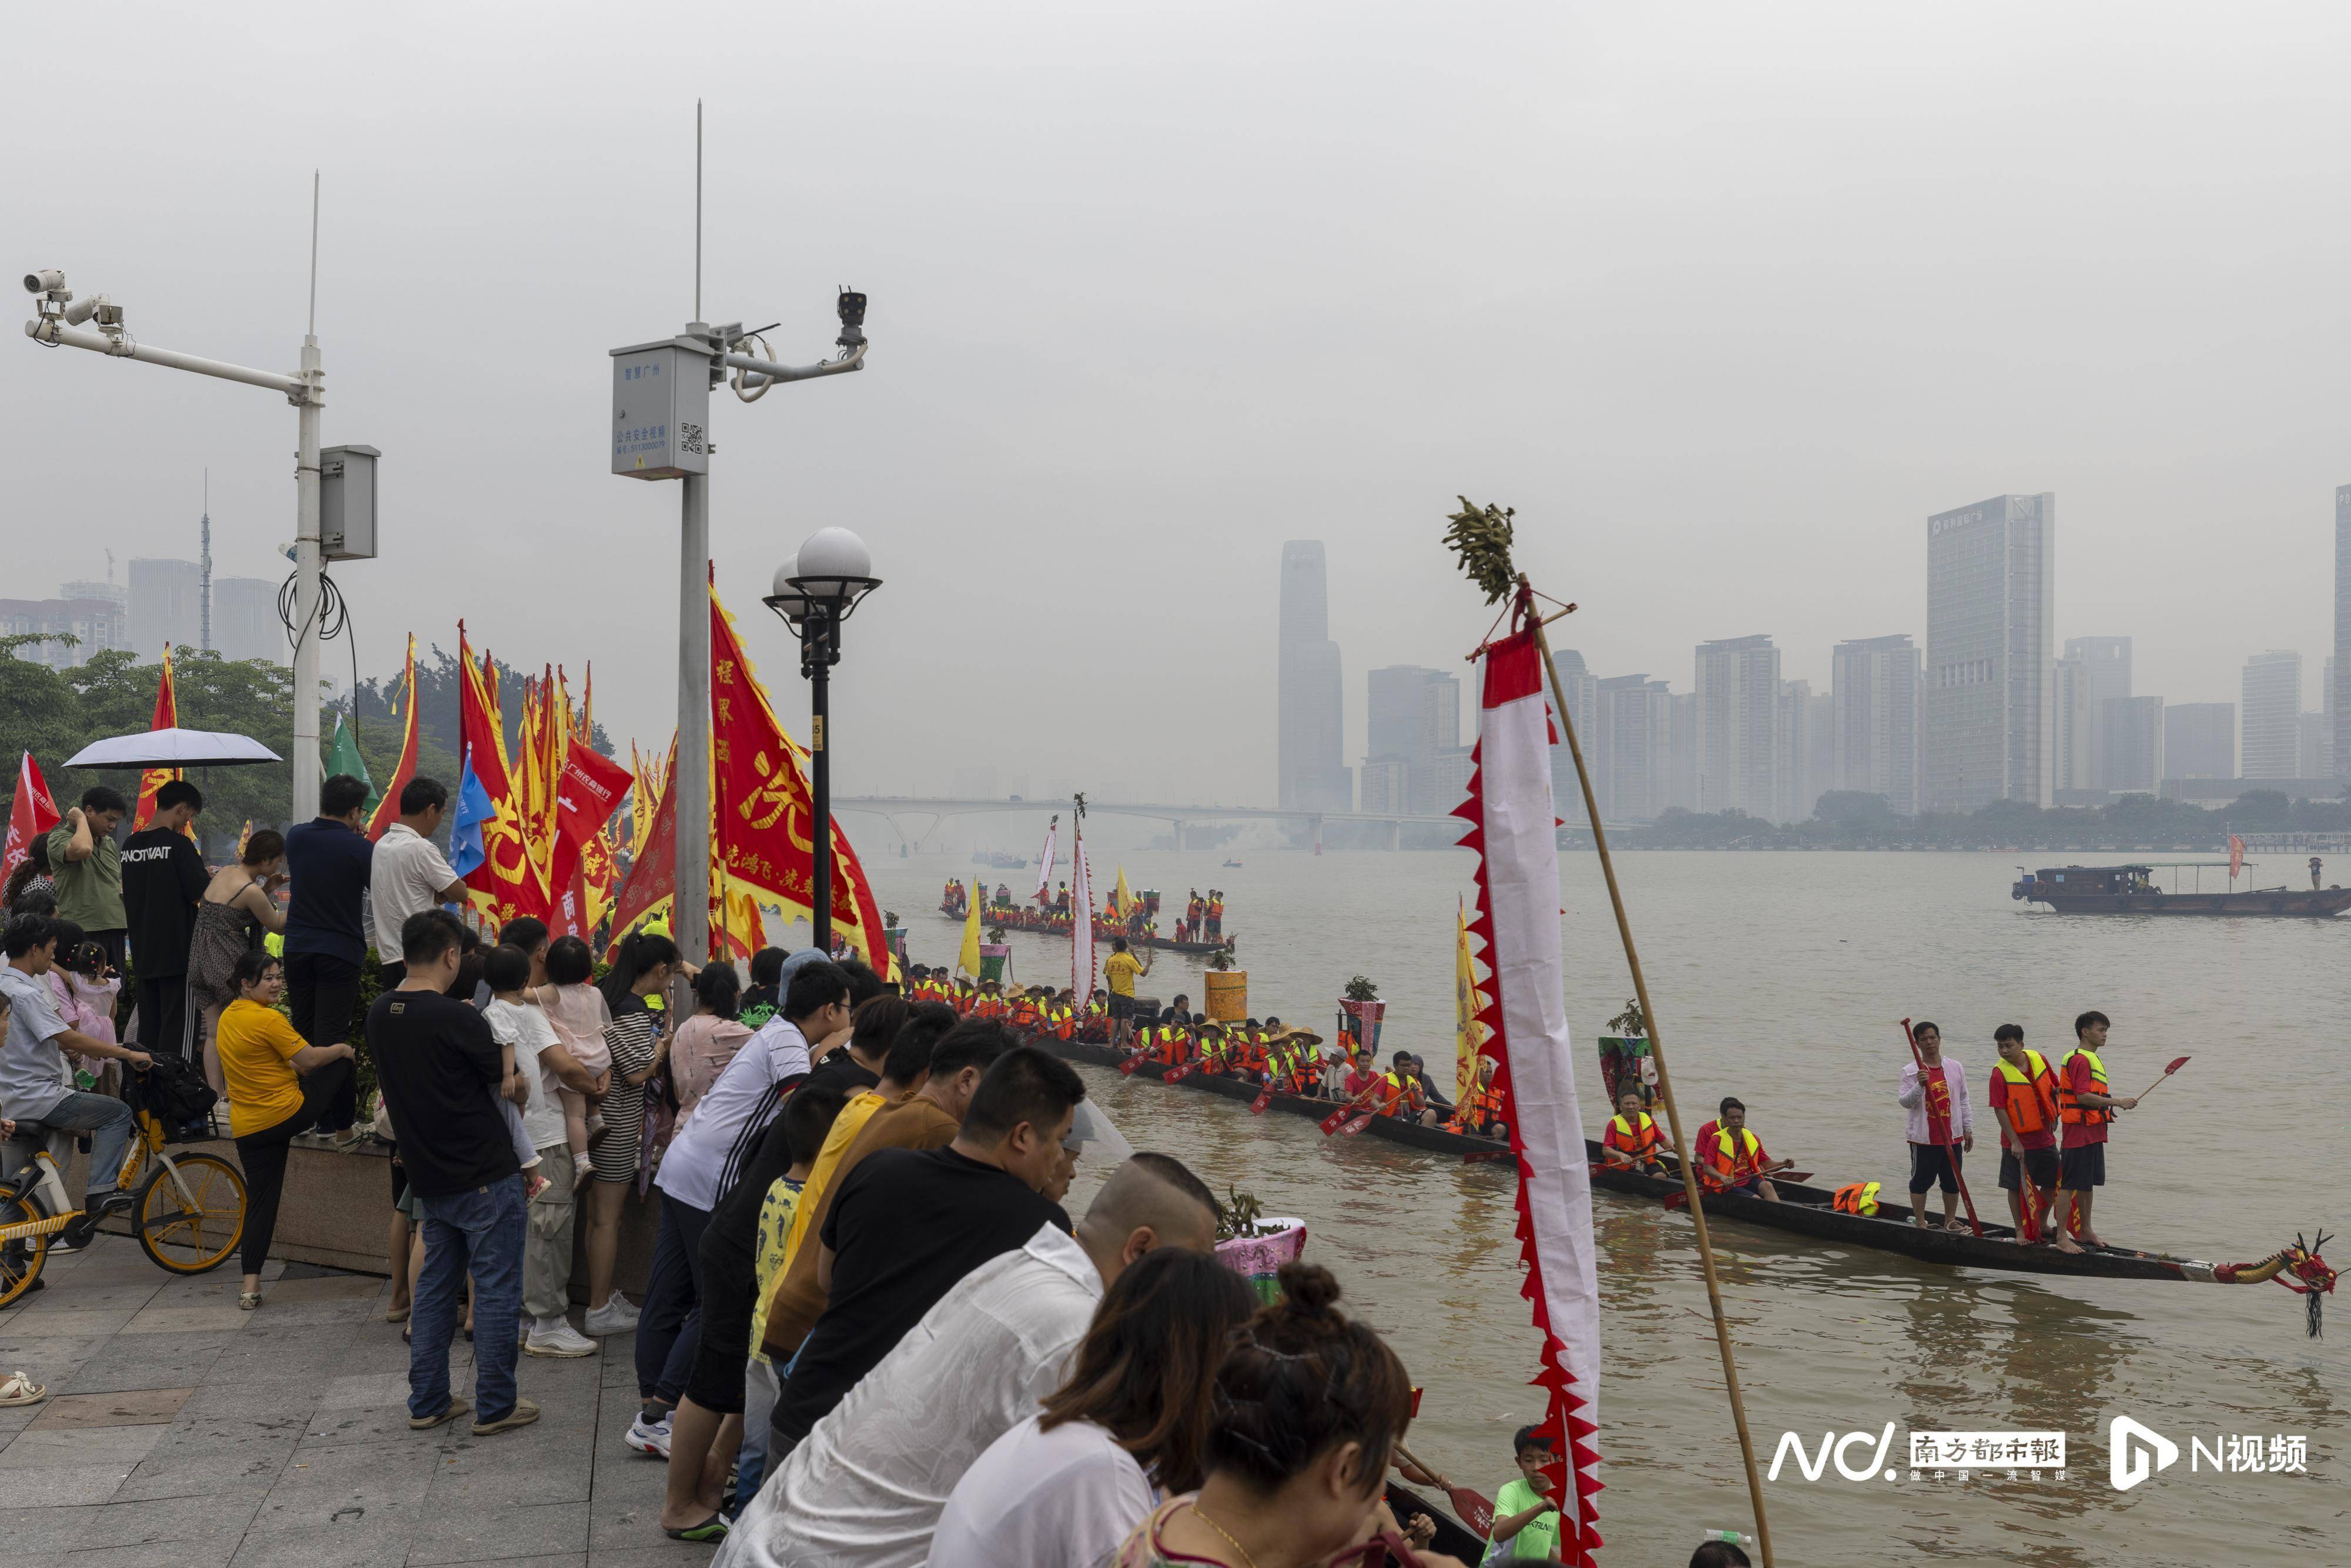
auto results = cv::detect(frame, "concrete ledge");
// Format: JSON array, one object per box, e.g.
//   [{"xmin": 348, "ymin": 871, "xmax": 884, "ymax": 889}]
[{"xmin": 69, "ymin": 1133, "xmax": 659, "ymax": 1298}]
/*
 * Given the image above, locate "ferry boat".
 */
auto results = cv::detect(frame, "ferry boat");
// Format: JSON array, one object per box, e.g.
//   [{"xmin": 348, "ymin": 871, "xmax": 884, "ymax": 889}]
[{"xmin": 2012, "ymin": 862, "xmax": 2351, "ymax": 917}]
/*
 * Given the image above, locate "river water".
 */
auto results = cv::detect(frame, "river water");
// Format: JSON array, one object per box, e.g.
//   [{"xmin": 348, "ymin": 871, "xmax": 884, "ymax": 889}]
[{"xmin": 855, "ymin": 845, "xmax": 2347, "ymax": 1567}]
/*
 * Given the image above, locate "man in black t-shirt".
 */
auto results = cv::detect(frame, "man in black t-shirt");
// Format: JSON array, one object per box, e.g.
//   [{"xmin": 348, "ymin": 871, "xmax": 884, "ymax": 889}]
[
  {"xmin": 119, "ymin": 780, "xmax": 207, "ymax": 1065},
  {"xmin": 769, "ymin": 1045, "xmax": 1086, "ymax": 1455},
  {"xmin": 370, "ymin": 909, "xmax": 535, "ymax": 1439}
]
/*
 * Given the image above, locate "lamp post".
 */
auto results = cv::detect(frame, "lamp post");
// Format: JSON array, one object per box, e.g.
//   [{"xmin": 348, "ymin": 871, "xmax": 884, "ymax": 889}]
[{"xmin": 763, "ymin": 527, "xmax": 880, "ymax": 955}]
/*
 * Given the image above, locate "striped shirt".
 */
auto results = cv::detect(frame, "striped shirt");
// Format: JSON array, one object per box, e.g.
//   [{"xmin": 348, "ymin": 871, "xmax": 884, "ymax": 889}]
[{"xmin": 654, "ymin": 1015, "xmax": 812, "ymax": 1211}]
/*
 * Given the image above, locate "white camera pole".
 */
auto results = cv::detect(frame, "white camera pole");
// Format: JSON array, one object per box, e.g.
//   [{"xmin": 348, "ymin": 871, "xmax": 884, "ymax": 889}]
[{"xmin": 24, "ymin": 173, "xmax": 333, "ymax": 825}]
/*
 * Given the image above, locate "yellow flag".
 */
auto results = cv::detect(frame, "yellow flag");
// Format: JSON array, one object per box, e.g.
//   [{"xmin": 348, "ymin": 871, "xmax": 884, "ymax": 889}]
[
  {"xmin": 1454, "ymin": 897, "xmax": 1488, "ymax": 1106},
  {"xmin": 957, "ymin": 878, "xmax": 985, "ymax": 978},
  {"xmin": 1113, "ymin": 865, "xmax": 1136, "ymax": 916}
]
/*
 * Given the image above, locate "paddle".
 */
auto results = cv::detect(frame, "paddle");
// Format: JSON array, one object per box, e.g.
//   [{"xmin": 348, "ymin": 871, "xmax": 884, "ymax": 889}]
[
  {"xmin": 2129, "ymin": 1056, "xmax": 2192, "ymax": 1103},
  {"xmin": 1319, "ymin": 1088, "xmax": 1382, "ymax": 1135},
  {"xmin": 1393, "ymin": 1440, "xmax": 1495, "ymax": 1539},
  {"xmin": 1901, "ymin": 1018, "xmax": 1983, "ymax": 1238},
  {"xmin": 1117, "ymin": 1051, "xmax": 1154, "ymax": 1077},
  {"xmin": 1250, "ymin": 1084, "xmax": 1277, "ymax": 1114}
]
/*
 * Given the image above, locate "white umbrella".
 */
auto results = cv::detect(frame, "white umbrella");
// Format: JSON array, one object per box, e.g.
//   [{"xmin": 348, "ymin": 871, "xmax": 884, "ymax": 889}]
[{"xmin": 65, "ymin": 728, "xmax": 284, "ymax": 769}]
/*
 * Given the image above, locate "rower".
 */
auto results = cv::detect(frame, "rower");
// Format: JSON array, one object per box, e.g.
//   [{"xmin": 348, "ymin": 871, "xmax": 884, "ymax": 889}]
[
  {"xmin": 1702, "ymin": 1097, "xmax": 1791, "ymax": 1201},
  {"xmin": 2054, "ymin": 1009, "xmax": 2137, "ymax": 1255},
  {"xmin": 1600, "ymin": 1088, "xmax": 1664, "ymax": 1171},
  {"xmin": 1987, "ymin": 1023, "xmax": 2060, "ymax": 1241},
  {"xmin": 1342, "ymin": 1047, "xmax": 1383, "ymax": 1108},
  {"xmin": 1378, "ymin": 1051, "xmax": 1430, "ymax": 1123},
  {"xmin": 1448, "ymin": 1057, "xmax": 1507, "ymax": 1139},
  {"xmin": 1399, "ymin": 1053, "xmax": 1450, "ymax": 1126},
  {"xmin": 1897, "ymin": 1020, "xmax": 1974, "ymax": 1232}
]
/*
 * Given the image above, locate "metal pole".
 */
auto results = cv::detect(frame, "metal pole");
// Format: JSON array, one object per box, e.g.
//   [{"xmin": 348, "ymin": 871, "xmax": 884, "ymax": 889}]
[
  {"xmin": 290, "ymin": 334, "xmax": 323, "ymax": 824},
  {"xmin": 810, "ymin": 614, "xmax": 833, "ymax": 956},
  {"xmin": 675, "ymin": 468, "xmax": 711, "ymax": 968}
]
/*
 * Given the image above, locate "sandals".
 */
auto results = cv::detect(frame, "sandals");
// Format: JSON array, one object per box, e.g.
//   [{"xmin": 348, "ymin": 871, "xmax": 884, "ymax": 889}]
[
  {"xmin": 407, "ymin": 1396, "xmax": 471, "ymax": 1430},
  {"xmin": 239, "ymin": 1291, "xmax": 261, "ymax": 1310},
  {"xmin": 665, "ymin": 1516, "xmax": 729, "ymax": 1542},
  {"xmin": 0, "ymin": 1370, "xmax": 46, "ymax": 1407}
]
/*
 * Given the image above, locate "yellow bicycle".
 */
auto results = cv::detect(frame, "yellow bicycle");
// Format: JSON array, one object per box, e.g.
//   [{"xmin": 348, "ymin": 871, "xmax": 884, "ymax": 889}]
[{"xmin": 0, "ymin": 1107, "xmax": 247, "ymax": 1308}]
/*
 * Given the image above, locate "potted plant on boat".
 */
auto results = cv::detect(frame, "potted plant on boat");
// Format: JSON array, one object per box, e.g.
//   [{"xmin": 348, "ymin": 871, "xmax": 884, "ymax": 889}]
[
  {"xmin": 1203, "ymin": 945, "xmax": 1247, "ymax": 1021},
  {"xmin": 1213, "ymin": 1185, "xmax": 1305, "ymax": 1303},
  {"xmin": 1339, "ymin": 974, "xmax": 1385, "ymax": 1054}
]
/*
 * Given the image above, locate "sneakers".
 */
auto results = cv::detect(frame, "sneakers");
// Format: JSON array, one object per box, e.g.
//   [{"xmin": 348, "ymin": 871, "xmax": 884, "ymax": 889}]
[
  {"xmin": 625, "ymin": 1411, "xmax": 673, "ymax": 1458},
  {"xmin": 408, "ymin": 1396, "xmax": 472, "ymax": 1430},
  {"xmin": 582, "ymin": 1292, "xmax": 639, "ymax": 1336},
  {"xmin": 572, "ymin": 1155, "xmax": 596, "ymax": 1191},
  {"xmin": 473, "ymin": 1398, "xmax": 541, "ymax": 1436},
  {"xmin": 524, "ymin": 1321, "xmax": 598, "ymax": 1358},
  {"xmin": 328, "ymin": 1127, "xmax": 370, "ymax": 1153}
]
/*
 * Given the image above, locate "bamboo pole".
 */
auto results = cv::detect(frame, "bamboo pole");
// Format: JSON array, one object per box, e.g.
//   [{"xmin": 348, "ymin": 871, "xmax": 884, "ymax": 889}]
[{"xmin": 1523, "ymin": 579, "xmax": 1776, "ymax": 1568}]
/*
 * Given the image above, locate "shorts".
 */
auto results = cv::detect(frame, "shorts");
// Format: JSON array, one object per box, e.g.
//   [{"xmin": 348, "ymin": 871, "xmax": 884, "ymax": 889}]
[
  {"xmin": 1107, "ymin": 994, "xmax": 1136, "ymax": 1021},
  {"xmin": 2059, "ymin": 1143, "xmax": 2105, "ymax": 1190},
  {"xmin": 1908, "ymin": 1142, "xmax": 1963, "ymax": 1194},
  {"xmin": 684, "ymin": 1231, "xmax": 756, "ymax": 1415},
  {"xmin": 389, "ymin": 1141, "xmax": 407, "ymax": 1206},
  {"xmin": 1998, "ymin": 1147, "xmax": 2060, "ymax": 1194}
]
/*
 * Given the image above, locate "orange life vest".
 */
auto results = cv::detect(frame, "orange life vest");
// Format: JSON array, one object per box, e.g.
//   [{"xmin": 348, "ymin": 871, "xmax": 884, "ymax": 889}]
[
  {"xmin": 1703, "ymin": 1127, "xmax": 1763, "ymax": 1190},
  {"xmin": 1449, "ymin": 1083, "xmax": 1503, "ymax": 1132},
  {"xmin": 2058, "ymin": 1048, "xmax": 2109, "ymax": 1127},
  {"xmin": 1605, "ymin": 1111, "xmax": 1662, "ymax": 1162},
  {"xmin": 1379, "ymin": 1071, "xmax": 1421, "ymax": 1117},
  {"xmin": 1995, "ymin": 1050, "xmax": 2058, "ymax": 1138}
]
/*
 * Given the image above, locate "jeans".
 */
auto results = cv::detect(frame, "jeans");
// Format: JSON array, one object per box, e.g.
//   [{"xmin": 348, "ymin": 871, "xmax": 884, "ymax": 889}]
[
  {"xmin": 232, "ymin": 1057, "xmax": 354, "ymax": 1276},
  {"xmin": 635, "ymin": 1192, "xmax": 710, "ymax": 1404},
  {"xmin": 22, "ymin": 1093, "xmax": 138, "ymax": 1202},
  {"xmin": 284, "ymin": 950, "xmax": 361, "ymax": 1132},
  {"xmin": 410, "ymin": 1174, "xmax": 527, "ymax": 1423},
  {"xmin": 737, "ymin": 1355, "xmax": 781, "ymax": 1503}
]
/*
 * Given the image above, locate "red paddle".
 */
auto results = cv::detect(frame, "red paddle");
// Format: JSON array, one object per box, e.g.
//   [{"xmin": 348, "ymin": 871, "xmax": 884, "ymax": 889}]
[
  {"xmin": 1118, "ymin": 1053, "xmax": 1152, "ymax": 1076},
  {"xmin": 1319, "ymin": 1089, "xmax": 1381, "ymax": 1134},
  {"xmin": 2131, "ymin": 1056, "xmax": 2192, "ymax": 1102},
  {"xmin": 1393, "ymin": 1441, "xmax": 1495, "ymax": 1538},
  {"xmin": 1339, "ymin": 1112, "xmax": 1377, "ymax": 1137},
  {"xmin": 1902, "ymin": 1017, "xmax": 1982, "ymax": 1238},
  {"xmin": 1250, "ymin": 1085, "xmax": 1275, "ymax": 1113}
]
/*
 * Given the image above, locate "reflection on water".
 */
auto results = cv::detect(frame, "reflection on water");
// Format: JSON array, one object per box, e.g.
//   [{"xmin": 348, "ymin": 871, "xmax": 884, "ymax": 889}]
[{"xmin": 864, "ymin": 846, "xmax": 2347, "ymax": 1566}]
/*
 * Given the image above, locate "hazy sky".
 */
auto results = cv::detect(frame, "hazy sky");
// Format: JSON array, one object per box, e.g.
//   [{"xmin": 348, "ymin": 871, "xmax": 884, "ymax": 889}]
[{"xmin": 10, "ymin": 3, "xmax": 2349, "ymax": 805}]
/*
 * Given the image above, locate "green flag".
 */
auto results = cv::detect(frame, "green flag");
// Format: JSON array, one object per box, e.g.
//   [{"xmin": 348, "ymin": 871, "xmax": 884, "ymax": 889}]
[{"xmin": 325, "ymin": 712, "xmax": 375, "ymax": 820}]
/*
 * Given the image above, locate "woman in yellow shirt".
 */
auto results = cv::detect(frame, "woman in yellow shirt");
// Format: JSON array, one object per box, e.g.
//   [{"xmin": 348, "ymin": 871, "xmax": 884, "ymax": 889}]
[{"xmin": 215, "ymin": 949, "xmax": 356, "ymax": 1310}]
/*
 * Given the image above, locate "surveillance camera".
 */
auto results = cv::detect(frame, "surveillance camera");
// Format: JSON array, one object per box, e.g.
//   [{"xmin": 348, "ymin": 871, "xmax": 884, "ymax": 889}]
[
  {"xmin": 836, "ymin": 288, "xmax": 866, "ymax": 330},
  {"xmin": 63, "ymin": 293, "xmax": 108, "ymax": 327},
  {"xmin": 24, "ymin": 269, "xmax": 65, "ymax": 296},
  {"xmin": 92, "ymin": 299, "xmax": 122, "ymax": 327}
]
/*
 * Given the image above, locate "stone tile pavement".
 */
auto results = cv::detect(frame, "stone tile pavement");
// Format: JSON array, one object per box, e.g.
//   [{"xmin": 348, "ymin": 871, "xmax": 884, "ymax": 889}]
[{"xmin": 0, "ymin": 1235, "xmax": 715, "ymax": 1568}]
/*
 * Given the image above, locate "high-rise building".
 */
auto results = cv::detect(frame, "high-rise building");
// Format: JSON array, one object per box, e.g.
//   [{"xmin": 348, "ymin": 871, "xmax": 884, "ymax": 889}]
[
  {"xmin": 1668, "ymin": 691, "xmax": 1697, "ymax": 811},
  {"xmin": 212, "ymin": 578, "xmax": 283, "ymax": 664},
  {"xmin": 1547, "ymin": 649, "xmax": 1597, "ymax": 825},
  {"xmin": 2163, "ymin": 702, "xmax": 2233, "ymax": 780},
  {"xmin": 2241, "ymin": 650, "xmax": 2302, "ymax": 780},
  {"xmin": 2101, "ymin": 695, "xmax": 2164, "ymax": 792},
  {"xmin": 2052, "ymin": 654, "xmax": 2093, "ymax": 794},
  {"xmin": 1694, "ymin": 635, "xmax": 1780, "ymax": 818},
  {"xmin": 1277, "ymin": 542, "xmax": 1349, "ymax": 811},
  {"xmin": 2337, "ymin": 488, "xmax": 2351, "ymax": 782},
  {"xmin": 0, "ymin": 594, "xmax": 128, "ymax": 670},
  {"xmin": 2061, "ymin": 636, "xmax": 2129, "ymax": 789},
  {"xmin": 1808, "ymin": 688, "xmax": 1835, "ymax": 817},
  {"xmin": 2325, "ymin": 656, "xmax": 2338, "ymax": 784},
  {"xmin": 1774, "ymin": 679, "xmax": 1814, "ymax": 823},
  {"xmin": 128, "ymin": 557, "xmax": 203, "ymax": 662},
  {"xmin": 2298, "ymin": 711, "xmax": 2330, "ymax": 781},
  {"xmin": 1595, "ymin": 675, "xmax": 1673, "ymax": 821},
  {"xmin": 1926, "ymin": 495, "xmax": 2055, "ymax": 813},
  {"xmin": 1362, "ymin": 664, "xmax": 1462, "ymax": 815},
  {"xmin": 1831, "ymin": 634, "xmax": 1921, "ymax": 815}
]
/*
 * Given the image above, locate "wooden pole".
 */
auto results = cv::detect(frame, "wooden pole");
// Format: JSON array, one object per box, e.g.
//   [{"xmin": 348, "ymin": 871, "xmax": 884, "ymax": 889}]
[{"xmin": 1523, "ymin": 581, "xmax": 1777, "ymax": 1568}]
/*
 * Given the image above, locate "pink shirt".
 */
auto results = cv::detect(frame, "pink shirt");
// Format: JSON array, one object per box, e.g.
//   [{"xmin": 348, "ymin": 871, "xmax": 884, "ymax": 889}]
[
  {"xmin": 1897, "ymin": 1057, "xmax": 1973, "ymax": 1145},
  {"xmin": 671, "ymin": 1014, "xmax": 753, "ymax": 1123}
]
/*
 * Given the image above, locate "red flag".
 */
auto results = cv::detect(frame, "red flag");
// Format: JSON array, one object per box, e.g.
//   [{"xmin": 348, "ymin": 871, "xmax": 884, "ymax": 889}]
[
  {"xmin": 5, "ymin": 752, "xmax": 61, "ymax": 890},
  {"xmin": 2229, "ymin": 833, "xmax": 2246, "ymax": 882},
  {"xmin": 130, "ymin": 645, "xmax": 182, "ymax": 832},
  {"xmin": 604, "ymin": 770, "xmax": 678, "ymax": 957},
  {"xmin": 547, "ymin": 738, "xmax": 634, "ymax": 940},
  {"xmin": 457, "ymin": 627, "xmax": 548, "ymax": 923},
  {"xmin": 364, "ymin": 635, "xmax": 422, "ymax": 842}
]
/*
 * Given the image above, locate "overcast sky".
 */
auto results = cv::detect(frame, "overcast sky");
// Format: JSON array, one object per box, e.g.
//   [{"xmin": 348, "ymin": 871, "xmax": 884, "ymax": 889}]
[{"xmin": 9, "ymin": 3, "xmax": 2349, "ymax": 804}]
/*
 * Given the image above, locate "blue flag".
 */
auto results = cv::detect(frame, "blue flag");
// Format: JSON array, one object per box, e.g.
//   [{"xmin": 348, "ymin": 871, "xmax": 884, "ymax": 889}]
[{"xmin": 448, "ymin": 747, "xmax": 495, "ymax": 882}]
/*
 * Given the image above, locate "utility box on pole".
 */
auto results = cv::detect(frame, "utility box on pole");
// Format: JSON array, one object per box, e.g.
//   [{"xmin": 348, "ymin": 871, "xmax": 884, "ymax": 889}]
[
  {"xmin": 610, "ymin": 339, "xmax": 711, "ymax": 479},
  {"xmin": 320, "ymin": 444, "xmax": 380, "ymax": 561}
]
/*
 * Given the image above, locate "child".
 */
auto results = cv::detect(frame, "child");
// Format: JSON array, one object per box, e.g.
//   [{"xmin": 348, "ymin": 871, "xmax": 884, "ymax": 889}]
[
  {"xmin": 1483, "ymin": 1426, "xmax": 1563, "ymax": 1563},
  {"xmin": 530, "ymin": 936, "xmax": 612, "ymax": 1187},
  {"xmin": 51, "ymin": 932, "xmax": 116, "ymax": 1091},
  {"xmin": 739, "ymin": 1083, "xmax": 848, "ymax": 1502},
  {"xmin": 1600, "ymin": 1088, "xmax": 1663, "ymax": 1171}
]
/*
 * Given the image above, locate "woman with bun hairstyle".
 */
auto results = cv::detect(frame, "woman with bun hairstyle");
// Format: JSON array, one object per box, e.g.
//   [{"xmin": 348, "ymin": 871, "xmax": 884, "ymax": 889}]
[{"xmin": 1111, "ymin": 1262, "xmax": 1468, "ymax": 1568}]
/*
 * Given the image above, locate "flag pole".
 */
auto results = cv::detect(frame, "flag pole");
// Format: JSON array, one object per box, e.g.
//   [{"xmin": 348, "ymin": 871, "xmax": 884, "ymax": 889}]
[{"xmin": 1521, "ymin": 575, "xmax": 1777, "ymax": 1568}]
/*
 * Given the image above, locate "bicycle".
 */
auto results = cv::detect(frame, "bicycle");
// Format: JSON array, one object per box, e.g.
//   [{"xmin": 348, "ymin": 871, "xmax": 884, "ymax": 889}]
[{"xmin": 0, "ymin": 1103, "xmax": 247, "ymax": 1309}]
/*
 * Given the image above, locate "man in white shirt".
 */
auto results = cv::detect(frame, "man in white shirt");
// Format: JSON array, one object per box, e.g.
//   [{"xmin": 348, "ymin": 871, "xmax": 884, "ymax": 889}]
[
  {"xmin": 369, "ymin": 779, "xmax": 465, "ymax": 985},
  {"xmin": 1897, "ymin": 1020, "xmax": 1975, "ymax": 1232},
  {"xmin": 715, "ymin": 1152, "xmax": 1219, "ymax": 1568}
]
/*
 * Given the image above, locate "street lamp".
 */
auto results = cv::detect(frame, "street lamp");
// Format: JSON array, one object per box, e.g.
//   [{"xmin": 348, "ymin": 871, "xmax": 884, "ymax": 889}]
[{"xmin": 763, "ymin": 526, "xmax": 881, "ymax": 955}]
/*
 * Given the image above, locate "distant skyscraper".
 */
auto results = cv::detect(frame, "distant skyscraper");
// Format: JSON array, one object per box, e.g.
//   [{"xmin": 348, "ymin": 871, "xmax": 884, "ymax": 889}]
[
  {"xmin": 2163, "ymin": 702, "xmax": 2233, "ymax": 780},
  {"xmin": 1831, "ymin": 634, "xmax": 1921, "ymax": 815},
  {"xmin": 1363, "ymin": 664, "xmax": 1461, "ymax": 815},
  {"xmin": 1277, "ymin": 542, "xmax": 1349, "ymax": 812},
  {"xmin": 1595, "ymin": 675, "xmax": 1673, "ymax": 821},
  {"xmin": 2241, "ymin": 651, "xmax": 2302, "ymax": 780},
  {"xmin": 1667, "ymin": 691, "xmax": 1697, "ymax": 811},
  {"xmin": 1925, "ymin": 495, "xmax": 2054, "ymax": 813},
  {"xmin": 2337, "ymin": 488, "xmax": 2351, "ymax": 782},
  {"xmin": 212, "ymin": 578, "xmax": 282, "ymax": 664},
  {"xmin": 2101, "ymin": 696, "xmax": 2164, "ymax": 792},
  {"xmin": 1694, "ymin": 635, "xmax": 1780, "ymax": 817},
  {"xmin": 2325, "ymin": 656, "xmax": 2339, "ymax": 783},
  {"xmin": 1773, "ymin": 679, "xmax": 1816, "ymax": 823},
  {"xmin": 1547, "ymin": 649, "xmax": 1596, "ymax": 825},
  {"xmin": 2062, "ymin": 636, "xmax": 2131, "ymax": 789},
  {"xmin": 129, "ymin": 557, "xmax": 203, "ymax": 661},
  {"xmin": 2052, "ymin": 654, "xmax": 2092, "ymax": 795},
  {"xmin": 2298, "ymin": 711, "xmax": 2330, "ymax": 781},
  {"xmin": 0, "ymin": 593, "xmax": 128, "ymax": 671}
]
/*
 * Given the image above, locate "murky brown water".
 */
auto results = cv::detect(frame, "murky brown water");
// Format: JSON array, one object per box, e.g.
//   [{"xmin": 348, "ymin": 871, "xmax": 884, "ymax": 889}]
[{"xmin": 858, "ymin": 845, "xmax": 2347, "ymax": 1567}]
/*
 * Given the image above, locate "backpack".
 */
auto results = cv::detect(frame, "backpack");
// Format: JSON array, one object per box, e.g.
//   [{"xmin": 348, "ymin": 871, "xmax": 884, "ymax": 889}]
[{"xmin": 128, "ymin": 1050, "xmax": 220, "ymax": 1140}]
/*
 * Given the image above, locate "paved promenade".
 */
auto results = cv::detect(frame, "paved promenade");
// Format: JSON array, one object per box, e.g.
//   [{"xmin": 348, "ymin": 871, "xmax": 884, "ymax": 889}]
[{"xmin": 0, "ymin": 1235, "xmax": 712, "ymax": 1568}]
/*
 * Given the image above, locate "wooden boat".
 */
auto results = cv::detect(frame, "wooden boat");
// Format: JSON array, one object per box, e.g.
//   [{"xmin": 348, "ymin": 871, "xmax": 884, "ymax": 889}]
[
  {"xmin": 1045, "ymin": 1038, "xmax": 2339, "ymax": 1298},
  {"xmin": 1386, "ymin": 1482, "xmax": 1485, "ymax": 1562},
  {"xmin": 2013, "ymin": 862, "xmax": 2351, "ymax": 917},
  {"xmin": 936, "ymin": 902, "xmax": 1240, "ymax": 956}
]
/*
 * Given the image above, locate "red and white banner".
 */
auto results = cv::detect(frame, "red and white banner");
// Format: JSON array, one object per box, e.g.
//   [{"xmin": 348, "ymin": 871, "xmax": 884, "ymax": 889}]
[
  {"xmin": 1453, "ymin": 626, "xmax": 1602, "ymax": 1564},
  {"xmin": 5, "ymin": 752, "xmax": 61, "ymax": 891}
]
